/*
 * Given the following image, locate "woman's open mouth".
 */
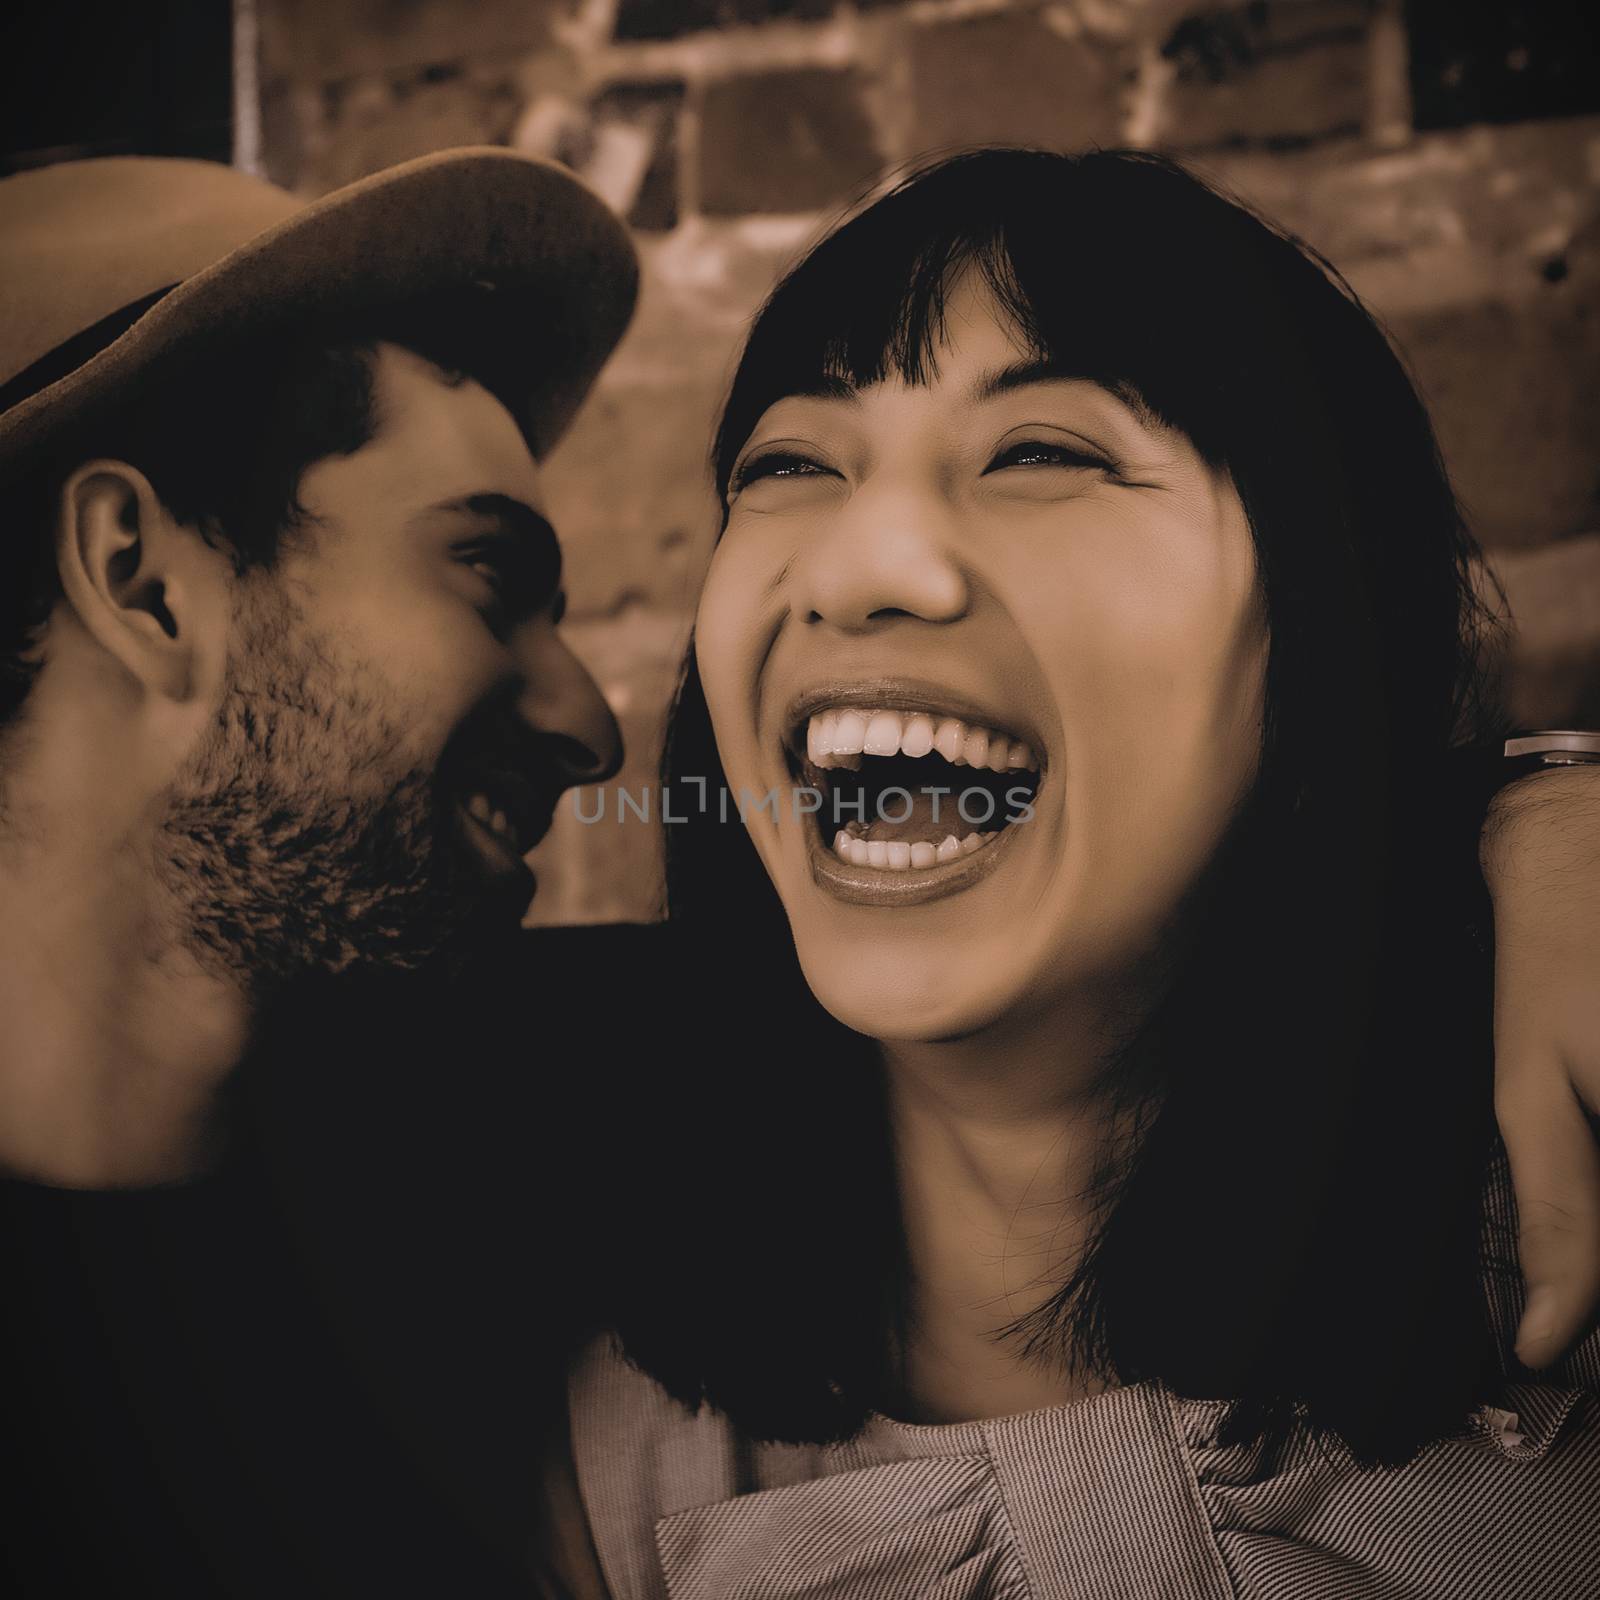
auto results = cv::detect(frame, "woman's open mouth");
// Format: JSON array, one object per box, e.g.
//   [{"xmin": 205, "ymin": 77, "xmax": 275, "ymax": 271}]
[{"xmin": 783, "ymin": 698, "xmax": 1044, "ymax": 907}]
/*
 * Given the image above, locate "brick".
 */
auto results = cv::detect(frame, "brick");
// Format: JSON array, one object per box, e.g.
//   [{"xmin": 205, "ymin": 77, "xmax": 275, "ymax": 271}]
[
  {"xmin": 1178, "ymin": 0, "xmax": 1374, "ymax": 57},
  {"xmin": 540, "ymin": 227, "xmax": 771, "ymax": 614},
  {"xmin": 1158, "ymin": 1, "xmax": 1371, "ymax": 151},
  {"xmin": 258, "ymin": 77, "xmax": 312, "ymax": 191},
  {"xmin": 259, "ymin": 0, "xmax": 570, "ymax": 83},
  {"xmin": 524, "ymin": 608, "xmax": 687, "ymax": 926},
  {"xmin": 293, "ymin": 73, "xmax": 522, "ymax": 195},
  {"xmin": 614, "ymin": 0, "xmax": 833, "ymax": 44},
  {"xmin": 699, "ymin": 69, "xmax": 882, "ymax": 215},
  {"xmin": 545, "ymin": 376, "xmax": 725, "ymax": 616},
  {"xmin": 589, "ymin": 82, "xmax": 687, "ymax": 232},
  {"xmin": 1390, "ymin": 281, "xmax": 1600, "ymax": 554},
  {"xmin": 1489, "ymin": 534, "xmax": 1600, "ymax": 727},
  {"xmin": 1407, "ymin": 0, "xmax": 1600, "ymax": 133},
  {"xmin": 1208, "ymin": 117, "xmax": 1600, "ymax": 276},
  {"xmin": 1205, "ymin": 121, "xmax": 1600, "ymax": 553},
  {"xmin": 905, "ymin": 12, "xmax": 1126, "ymax": 158}
]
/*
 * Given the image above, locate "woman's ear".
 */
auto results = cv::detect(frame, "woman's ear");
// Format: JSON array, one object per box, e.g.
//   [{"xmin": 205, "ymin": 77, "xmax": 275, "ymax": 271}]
[{"xmin": 54, "ymin": 459, "xmax": 230, "ymax": 703}]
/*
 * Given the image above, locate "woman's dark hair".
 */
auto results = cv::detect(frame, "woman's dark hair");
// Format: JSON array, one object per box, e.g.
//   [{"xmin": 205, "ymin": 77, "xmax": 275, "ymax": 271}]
[{"xmin": 611, "ymin": 147, "xmax": 1513, "ymax": 1467}]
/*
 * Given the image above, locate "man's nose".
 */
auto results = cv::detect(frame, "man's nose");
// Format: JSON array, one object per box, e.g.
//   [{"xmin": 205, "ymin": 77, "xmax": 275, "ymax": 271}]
[
  {"xmin": 789, "ymin": 481, "xmax": 969, "ymax": 631},
  {"xmin": 513, "ymin": 627, "xmax": 624, "ymax": 786}
]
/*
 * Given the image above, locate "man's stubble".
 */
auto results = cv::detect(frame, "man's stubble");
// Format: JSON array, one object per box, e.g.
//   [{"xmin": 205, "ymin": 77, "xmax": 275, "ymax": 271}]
[{"xmin": 158, "ymin": 577, "xmax": 489, "ymax": 992}]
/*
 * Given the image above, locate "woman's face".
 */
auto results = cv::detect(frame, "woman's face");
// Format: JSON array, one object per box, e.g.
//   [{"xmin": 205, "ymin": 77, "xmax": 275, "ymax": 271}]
[{"xmin": 695, "ymin": 273, "xmax": 1267, "ymax": 1042}]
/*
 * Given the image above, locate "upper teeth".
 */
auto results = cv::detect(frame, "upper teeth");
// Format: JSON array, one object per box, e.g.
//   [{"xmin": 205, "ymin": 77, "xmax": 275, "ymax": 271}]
[
  {"xmin": 804, "ymin": 709, "xmax": 1037, "ymax": 774},
  {"xmin": 467, "ymin": 792, "xmax": 516, "ymax": 843}
]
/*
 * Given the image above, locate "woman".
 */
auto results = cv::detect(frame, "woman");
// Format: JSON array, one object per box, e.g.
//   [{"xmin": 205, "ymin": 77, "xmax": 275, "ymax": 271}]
[{"xmin": 562, "ymin": 149, "xmax": 1600, "ymax": 1598}]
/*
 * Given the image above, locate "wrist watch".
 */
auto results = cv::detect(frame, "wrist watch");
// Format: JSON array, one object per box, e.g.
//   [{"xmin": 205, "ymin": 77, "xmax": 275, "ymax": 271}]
[{"xmin": 1503, "ymin": 730, "xmax": 1600, "ymax": 769}]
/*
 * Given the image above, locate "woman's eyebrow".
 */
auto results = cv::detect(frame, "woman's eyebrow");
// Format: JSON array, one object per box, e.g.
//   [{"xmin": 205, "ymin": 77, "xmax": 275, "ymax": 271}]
[
  {"xmin": 970, "ymin": 358, "xmax": 1160, "ymax": 431},
  {"xmin": 774, "ymin": 375, "xmax": 862, "ymax": 406}
]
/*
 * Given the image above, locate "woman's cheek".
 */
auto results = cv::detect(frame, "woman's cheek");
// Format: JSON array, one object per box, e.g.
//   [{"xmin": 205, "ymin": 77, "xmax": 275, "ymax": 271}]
[
  {"xmin": 1011, "ymin": 564, "xmax": 1257, "ymax": 968},
  {"xmin": 695, "ymin": 553, "xmax": 771, "ymax": 805}
]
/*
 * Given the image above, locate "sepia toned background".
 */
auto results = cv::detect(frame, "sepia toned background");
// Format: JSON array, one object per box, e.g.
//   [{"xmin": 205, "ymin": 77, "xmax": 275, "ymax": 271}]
[{"xmin": 4, "ymin": 1, "xmax": 1598, "ymax": 923}]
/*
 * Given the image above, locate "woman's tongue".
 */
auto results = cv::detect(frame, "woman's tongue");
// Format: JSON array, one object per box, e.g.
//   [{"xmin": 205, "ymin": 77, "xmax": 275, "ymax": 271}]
[{"xmin": 857, "ymin": 791, "xmax": 996, "ymax": 846}]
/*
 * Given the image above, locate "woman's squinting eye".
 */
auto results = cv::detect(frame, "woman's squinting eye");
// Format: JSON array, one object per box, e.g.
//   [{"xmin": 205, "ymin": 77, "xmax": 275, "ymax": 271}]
[
  {"xmin": 728, "ymin": 449, "xmax": 835, "ymax": 495},
  {"xmin": 985, "ymin": 439, "xmax": 1114, "ymax": 474}
]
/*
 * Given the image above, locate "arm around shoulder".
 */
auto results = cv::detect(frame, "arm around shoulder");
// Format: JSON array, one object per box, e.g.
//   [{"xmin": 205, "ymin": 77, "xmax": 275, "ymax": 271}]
[{"xmin": 1479, "ymin": 759, "xmax": 1600, "ymax": 1371}]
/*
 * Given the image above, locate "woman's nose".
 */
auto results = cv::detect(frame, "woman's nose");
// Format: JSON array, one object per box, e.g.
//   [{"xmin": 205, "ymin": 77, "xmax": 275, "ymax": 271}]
[
  {"xmin": 791, "ymin": 487, "xmax": 969, "ymax": 632},
  {"xmin": 513, "ymin": 628, "xmax": 624, "ymax": 786}
]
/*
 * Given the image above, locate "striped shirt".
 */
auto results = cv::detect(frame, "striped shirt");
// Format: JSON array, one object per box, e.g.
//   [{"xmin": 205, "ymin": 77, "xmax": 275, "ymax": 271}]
[{"xmin": 565, "ymin": 1154, "xmax": 1600, "ymax": 1599}]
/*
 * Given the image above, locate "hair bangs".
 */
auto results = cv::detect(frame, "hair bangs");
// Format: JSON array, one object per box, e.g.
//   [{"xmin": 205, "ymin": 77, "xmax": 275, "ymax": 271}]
[
  {"xmin": 711, "ymin": 154, "xmax": 1241, "ymax": 505},
  {"xmin": 819, "ymin": 232, "xmax": 1046, "ymax": 387},
  {"xmin": 714, "ymin": 196, "xmax": 1071, "ymax": 500}
]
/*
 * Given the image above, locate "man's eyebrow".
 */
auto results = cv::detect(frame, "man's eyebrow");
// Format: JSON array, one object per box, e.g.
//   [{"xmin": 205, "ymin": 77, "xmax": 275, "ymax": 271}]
[
  {"xmin": 429, "ymin": 492, "xmax": 560, "ymax": 550},
  {"xmin": 425, "ymin": 493, "xmax": 565, "ymax": 603},
  {"xmin": 971, "ymin": 359, "xmax": 1162, "ymax": 432}
]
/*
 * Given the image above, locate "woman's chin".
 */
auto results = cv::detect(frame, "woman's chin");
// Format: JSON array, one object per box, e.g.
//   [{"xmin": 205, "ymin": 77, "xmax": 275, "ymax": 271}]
[{"xmin": 793, "ymin": 945, "xmax": 1020, "ymax": 1045}]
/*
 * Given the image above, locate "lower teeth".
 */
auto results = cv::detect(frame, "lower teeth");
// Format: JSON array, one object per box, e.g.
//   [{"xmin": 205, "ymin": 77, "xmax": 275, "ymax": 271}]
[{"xmin": 830, "ymin": 829, "xmax": 994, "ymax": 871}]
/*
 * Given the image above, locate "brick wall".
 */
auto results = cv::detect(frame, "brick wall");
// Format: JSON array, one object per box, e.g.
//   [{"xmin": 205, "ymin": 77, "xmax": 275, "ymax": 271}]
[{"xmin": 253, "ymin": 0, "xmax": 1600, "ymax": 924}]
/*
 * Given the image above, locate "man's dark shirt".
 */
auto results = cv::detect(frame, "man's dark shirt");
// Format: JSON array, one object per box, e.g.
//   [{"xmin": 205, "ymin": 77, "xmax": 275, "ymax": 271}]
[{"xmin": 0, "ymin": 924, "xmax": 662, "ymax": 1598}]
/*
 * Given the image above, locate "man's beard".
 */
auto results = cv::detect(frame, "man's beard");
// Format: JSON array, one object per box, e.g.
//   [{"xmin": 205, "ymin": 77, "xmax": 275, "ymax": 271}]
[{"xmin": 158, "ymin": 581, "xmax": 505, "ymax": 992}]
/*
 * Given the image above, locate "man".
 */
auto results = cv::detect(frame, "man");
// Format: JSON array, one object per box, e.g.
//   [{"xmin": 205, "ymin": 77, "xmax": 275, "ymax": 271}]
[
  {"xmin": 1, "ymin": 147, "xmax": 1598, "ymax": 1598},
  {"xmin": 0, "ymin": 148, "xmax": 636, "ymax": 1596},
  {"xmin": 0, "ymin": 149, "xmax": 633, "ymax": 1187}
]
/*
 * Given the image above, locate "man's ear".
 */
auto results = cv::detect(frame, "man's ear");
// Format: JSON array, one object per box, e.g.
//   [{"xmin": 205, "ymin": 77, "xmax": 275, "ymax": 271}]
[{"xmin": 54, "ymin": 460, "xmax": 230, "ymax": 702}]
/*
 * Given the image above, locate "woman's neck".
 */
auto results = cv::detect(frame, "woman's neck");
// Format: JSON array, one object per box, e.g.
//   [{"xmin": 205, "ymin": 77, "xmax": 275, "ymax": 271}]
[{"xmin": 881, "ymin": 1010, "xmax": 1129, "ymax": 1423}]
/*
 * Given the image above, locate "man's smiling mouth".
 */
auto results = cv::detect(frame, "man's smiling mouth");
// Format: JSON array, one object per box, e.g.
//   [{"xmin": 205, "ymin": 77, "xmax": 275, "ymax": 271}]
[
  {"xmin": 460, "ymin": 789, "xmax": 545, "ymax": 858},
  {"xmin": 451, "ymin": 765, "xmax": 557, "ymax": 882},
  {"xmin": 439, "ymin": 702, "xmax": 566, "ymax": 888},
  {"xmin": 781, "ymin": 686, "xmax": 1045, "ymax": 904}
]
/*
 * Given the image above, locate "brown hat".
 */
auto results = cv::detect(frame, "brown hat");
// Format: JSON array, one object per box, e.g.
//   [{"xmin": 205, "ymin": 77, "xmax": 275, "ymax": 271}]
[{"xmin": 0, "ymin": 148, "xmax": 639, "ymax": 477}]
